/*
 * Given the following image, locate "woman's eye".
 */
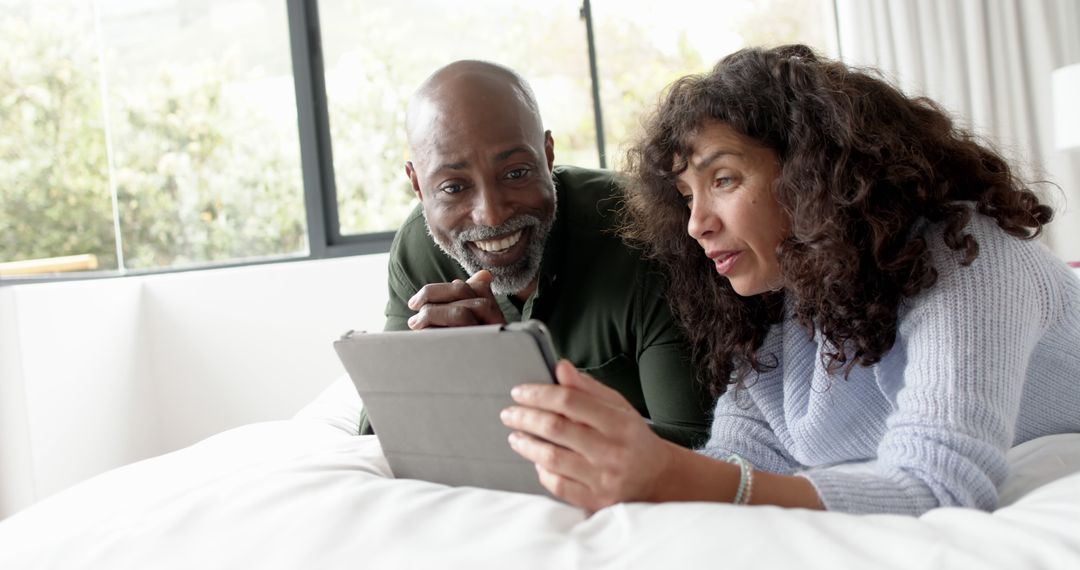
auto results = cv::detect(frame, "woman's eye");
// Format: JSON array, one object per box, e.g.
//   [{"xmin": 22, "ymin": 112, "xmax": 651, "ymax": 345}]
[
  {"xmin": 506, "ymin": 167, "xmax": 531, "ymax": 180},
  {"xmin": 715, "ymin": 176, "xmax": 735, "ymax": 189},
  {"xmin": 680, "ymin": 193, "xmax": 693, "ymax": 208}
]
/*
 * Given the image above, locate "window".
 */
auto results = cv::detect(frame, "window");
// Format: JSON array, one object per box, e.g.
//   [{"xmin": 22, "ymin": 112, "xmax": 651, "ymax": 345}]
[
  {"xmin": 1, "ymin": 1, "xmax": 118, "ymax": 272},
  {"xmin": 318, "ymin": 0, "xmax": 597, "ymax": 236},
  {"xmin": 0, "ymin": 0, "xmax": 838, "ymax": 281},
  {"xmin": 591, "ymin": 0, "xmax": 838, "ymax": 168},
  {"xmin": 1, "ymin": 0, "xmax": 306, "ymax": 276}
]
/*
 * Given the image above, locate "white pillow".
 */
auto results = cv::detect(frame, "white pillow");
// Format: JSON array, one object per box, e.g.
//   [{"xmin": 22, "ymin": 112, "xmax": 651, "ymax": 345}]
[
  {"xmin": 998, "ymin": 432, "xmax": 1080, "ymax": 506},
  {"xmin": 292, "ymin": 373, "xmax": 363, "ymax": 435}
]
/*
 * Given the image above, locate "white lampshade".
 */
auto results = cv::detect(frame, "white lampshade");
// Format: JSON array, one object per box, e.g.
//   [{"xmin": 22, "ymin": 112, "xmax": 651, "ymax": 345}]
[{"xmin": 1053, "ymin": 63, "xmax": 1080, "ymax": 150}]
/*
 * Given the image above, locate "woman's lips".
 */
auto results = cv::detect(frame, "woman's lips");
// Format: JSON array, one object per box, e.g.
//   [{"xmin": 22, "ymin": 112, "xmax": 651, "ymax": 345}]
[{"xmin": 709, "ymin": 251, "xmax": 741, "ymax": 275}]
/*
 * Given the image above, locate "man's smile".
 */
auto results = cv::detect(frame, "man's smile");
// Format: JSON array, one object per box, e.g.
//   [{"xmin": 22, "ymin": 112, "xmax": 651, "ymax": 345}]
[
  {"xmin": 467, "ymin": 227, "xmax": 531, "ymax": 266},
  {"xmin": 471, "ymin": 229, "xmax": 524, "ymax": 253}
]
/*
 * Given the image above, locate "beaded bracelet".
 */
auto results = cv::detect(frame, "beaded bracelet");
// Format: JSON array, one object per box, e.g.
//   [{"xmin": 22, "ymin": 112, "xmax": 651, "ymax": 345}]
[{"xmin": 726, "ymin": 454, "xmax": 754, "ymax": 505}]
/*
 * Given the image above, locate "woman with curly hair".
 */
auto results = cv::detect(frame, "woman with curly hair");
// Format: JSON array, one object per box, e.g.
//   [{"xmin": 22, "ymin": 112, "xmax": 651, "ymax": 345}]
[{"xmin": 500, "ymin": 44, "xmax": 1080, "ymax": 515}]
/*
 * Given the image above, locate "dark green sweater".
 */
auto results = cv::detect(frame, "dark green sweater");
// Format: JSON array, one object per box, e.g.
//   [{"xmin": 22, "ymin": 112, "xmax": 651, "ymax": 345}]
[{"xmin": 372, "ymin": 165, "xmax": 711, "ymax": 447}]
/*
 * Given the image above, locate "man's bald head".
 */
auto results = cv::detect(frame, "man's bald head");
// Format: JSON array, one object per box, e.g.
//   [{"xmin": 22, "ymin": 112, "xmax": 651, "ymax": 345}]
[
  {"xmin": 405, "ymin": 60, "xmax": 544, "ymax": 154},
  {"xmin": 402, "ymin": 61, "xmax": 557, "ymax": 298}
]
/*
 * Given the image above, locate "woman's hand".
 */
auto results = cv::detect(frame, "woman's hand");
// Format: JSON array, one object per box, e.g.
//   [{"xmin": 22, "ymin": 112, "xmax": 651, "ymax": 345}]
[{"xmin": 500, "ymin": 359, "xmax": 674, "ymax": 512}]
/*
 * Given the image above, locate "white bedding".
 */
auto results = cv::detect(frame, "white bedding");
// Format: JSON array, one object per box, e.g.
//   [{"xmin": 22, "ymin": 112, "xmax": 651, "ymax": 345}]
[{"xmin": 1, "ymin": 377, "xmax": 1079, "ymax": 570}]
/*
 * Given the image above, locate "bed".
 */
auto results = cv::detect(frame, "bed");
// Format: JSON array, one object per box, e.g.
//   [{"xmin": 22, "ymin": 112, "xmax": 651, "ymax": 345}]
[{"xmin": 1, "ymin": 375, "xmax": 1078, "ymax": 570}]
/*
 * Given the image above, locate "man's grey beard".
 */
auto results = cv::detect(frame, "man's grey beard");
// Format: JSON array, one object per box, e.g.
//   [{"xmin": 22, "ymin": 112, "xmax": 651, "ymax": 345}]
[{"xmin": 425, "ymin": 201, "xmax": 557, "ymax": 296}]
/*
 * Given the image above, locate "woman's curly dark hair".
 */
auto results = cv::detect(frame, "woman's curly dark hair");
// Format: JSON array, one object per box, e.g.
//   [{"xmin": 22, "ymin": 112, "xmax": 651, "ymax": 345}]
[{"xmin": 621, "ymin": 44, "xmax": 1052, "ymax": 396}]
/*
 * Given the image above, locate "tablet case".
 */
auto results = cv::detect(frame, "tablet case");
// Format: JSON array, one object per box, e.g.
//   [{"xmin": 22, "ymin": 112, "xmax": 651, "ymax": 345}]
[{"xmin": 333, "ymin": 321, "xmax": 557, "ymax": 496}]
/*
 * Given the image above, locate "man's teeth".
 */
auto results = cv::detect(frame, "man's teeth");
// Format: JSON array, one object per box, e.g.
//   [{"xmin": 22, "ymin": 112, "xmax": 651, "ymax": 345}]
[{"xmin": 473, "ymin": 229, "xmax": 524, "ymax": 253}]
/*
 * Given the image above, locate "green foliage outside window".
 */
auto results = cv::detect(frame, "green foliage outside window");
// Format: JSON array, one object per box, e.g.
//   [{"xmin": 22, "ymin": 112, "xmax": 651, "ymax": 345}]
[
  {"xmin": 0, "ymin": 14, "xmax": 307, "ymax": 270},
  {"xmin": 1, "ymin": 0, "xmax": 832, "ymax": 274}
]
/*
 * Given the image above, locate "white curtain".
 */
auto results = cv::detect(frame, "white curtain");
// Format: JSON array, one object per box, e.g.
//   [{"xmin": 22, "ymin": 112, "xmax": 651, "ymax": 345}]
[{"xmin": 836, "ymin": 0, "xmax": 1080, "ymax": 261}]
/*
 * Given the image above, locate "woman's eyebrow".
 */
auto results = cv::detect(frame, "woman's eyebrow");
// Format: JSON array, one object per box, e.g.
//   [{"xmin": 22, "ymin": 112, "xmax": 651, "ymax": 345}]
[{"xmin": 691, "ymin": 149, "xmax": 742, "ymax": 171}]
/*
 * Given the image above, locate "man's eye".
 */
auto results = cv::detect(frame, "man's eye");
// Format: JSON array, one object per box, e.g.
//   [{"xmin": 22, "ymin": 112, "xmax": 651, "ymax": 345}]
[
  {"xmin": 506, "ymin": 167, "xmax": 531, "ymax": 180},
  {"xmin": 439, "ymin": 183, "xmax": 464, "ymax": 195}
]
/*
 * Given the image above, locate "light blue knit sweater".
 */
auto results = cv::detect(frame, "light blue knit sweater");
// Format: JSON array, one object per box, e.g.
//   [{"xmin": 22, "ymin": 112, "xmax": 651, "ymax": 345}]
[{"xmin": 698, "ymin": 213, "xmax": 1080, "ymax": 515}]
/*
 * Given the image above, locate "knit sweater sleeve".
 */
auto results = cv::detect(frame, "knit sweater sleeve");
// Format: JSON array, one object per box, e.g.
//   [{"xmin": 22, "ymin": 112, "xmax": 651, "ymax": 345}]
[
  {"xmin": 696, "ymin": 324, "xmax": 800, "ymax": 475},
  {"xmin": 697, "ymin": 388, "xmax": 800, "ymax": 475},
  {"xmin": 800, "ymin": 217, "xmax": 1054, "ymax": 515}
]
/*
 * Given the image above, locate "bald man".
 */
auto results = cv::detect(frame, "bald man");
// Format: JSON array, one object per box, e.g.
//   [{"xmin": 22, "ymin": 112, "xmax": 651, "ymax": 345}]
[{"xmin": 363, "ymin": 61, "xmax": 711, "ymax": 447}]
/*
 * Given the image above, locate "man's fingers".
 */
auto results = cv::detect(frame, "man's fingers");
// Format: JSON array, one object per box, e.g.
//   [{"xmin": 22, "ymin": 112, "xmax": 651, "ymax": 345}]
[
  {"xmin": 408, "ymin": 270, "xmax": 495, "ymax": 311},
  {"xmin": 408, "ymin": 302, "xmax": 485, "ymax": 329},
  {"xmin": 407, "ymin": 299, "xmax": 505, "ymax": 329},
  {"xmin": 406, "ymin": 274, "xmax": 506, "ymax": 326},
  {"xmin": 407, "ymin": 303, "xmax": 480, "ymax": 329},
  {"xmin": 407, "ymin": 280, "xmax": 474, "ymax": 310},
  {"xmin": 466, "ymin": 270, "xmax": 497, "ymax": 302},
  {"xmin": 462, "ymin": 270, "xmax": 505, "ymax": 324}
]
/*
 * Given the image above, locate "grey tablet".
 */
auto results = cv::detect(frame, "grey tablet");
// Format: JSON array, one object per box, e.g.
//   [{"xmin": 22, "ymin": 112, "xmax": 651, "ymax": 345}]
[{"xmin": 333, "ymin": 320, "xmax": 558, "ymax": 496}]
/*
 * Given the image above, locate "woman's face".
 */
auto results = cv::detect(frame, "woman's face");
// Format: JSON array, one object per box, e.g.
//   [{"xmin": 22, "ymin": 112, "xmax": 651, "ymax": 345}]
[{"xmin": 675, "ymin": 121, "xmax": 789, "ymax": 296}]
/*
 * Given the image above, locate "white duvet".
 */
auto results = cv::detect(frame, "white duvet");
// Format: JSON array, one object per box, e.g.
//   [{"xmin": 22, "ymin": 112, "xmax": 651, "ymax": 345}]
[{"xmin": 1, "ymin": 377, "xmax": 1079, "ymax": 570}]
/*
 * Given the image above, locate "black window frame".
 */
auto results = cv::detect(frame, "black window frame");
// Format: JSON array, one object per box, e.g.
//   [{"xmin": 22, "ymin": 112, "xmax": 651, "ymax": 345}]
[
  {"xmin": 3, "ymin": 0, "xmax": 837, "ymax": 285},
  {"xmin": 288, "ymin": 0, "xmax": 397, "ymax": 261},
  {"xmin": 0, "ymin": 0, "xmax": 606, "ymax": 285},
  {"xmin": 287, "ymin": 0, "xmax": 608, "ymax": 257}
]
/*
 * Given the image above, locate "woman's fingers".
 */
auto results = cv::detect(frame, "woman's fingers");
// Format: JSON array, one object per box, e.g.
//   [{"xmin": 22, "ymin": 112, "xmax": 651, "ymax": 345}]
[
  {"xmin": 554, "ymin": 360, "xmax": 635, "ymax": 412},
  {"xmin": 501, "ymin": 405, "xmax": 609, "ymax": 459},
  {"xmin": 505, "ymin": 363, "xmax": 669, "ymax": 508},
  {"xmin": 509, "ymin": 382, "xmax": 627, "ymax": 438},
  {"xmin": 507, "ymin": 431, "xmax": 619, "ymax": 512},
  {"xmin": 507, "ymin": 430, "xmax": 595, "ymax": 486},
  {"xmin": 533, "ymin": 464, "xmax": 610, "ymax": 513}
]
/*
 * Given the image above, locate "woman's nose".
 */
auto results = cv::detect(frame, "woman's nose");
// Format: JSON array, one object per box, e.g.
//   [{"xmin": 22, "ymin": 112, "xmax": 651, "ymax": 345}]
[{"xmin": 686, "ymin": 194, "xmax": 720, "ymax": 239}]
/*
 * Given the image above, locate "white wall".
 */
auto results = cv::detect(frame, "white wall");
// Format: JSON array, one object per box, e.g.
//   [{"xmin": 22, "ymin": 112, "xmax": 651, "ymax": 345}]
[
  {"xmin": 140, "ymin": 254, "xmax": 388, "ymax": 451},
  {"xmin": 0, "ymin": 287, "xmax": 34, "ymax": 518},
  {"xmin": 0, "ymin": 253, "xmax": 389, "ymax": 519},
  {"xmin": 18, "ymin": 278, "xmax": 151, "ymax": 502}
]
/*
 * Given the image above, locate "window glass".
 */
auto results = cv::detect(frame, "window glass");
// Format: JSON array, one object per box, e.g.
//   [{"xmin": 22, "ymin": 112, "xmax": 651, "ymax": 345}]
[
  {"xmin": 591, "ymin": 0, "xmax": 838, "ymax": 169},
  {"xmin": 1, "ymin": 0, "xmax": 841, "ymax": 279},
  {"xmin": 0, "ymin": 1, "xmax": 117, "ymax": 273},
  {"xmin": 0, "ymin": 0, "xmax": 307, "ymax": 276},
  {"xmin": 318, "ymin": 0, "xmax": 597, "ymax": 236}
]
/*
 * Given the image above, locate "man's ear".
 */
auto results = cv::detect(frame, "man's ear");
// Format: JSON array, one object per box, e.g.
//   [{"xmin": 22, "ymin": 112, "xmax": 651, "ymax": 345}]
[
  {"xmin": 405, "ymin": 161, "xmax": 423, "ymax": 202},
  {"xmin": 544, "ymin": 130, "xmax": 555, "ymax": 172}
]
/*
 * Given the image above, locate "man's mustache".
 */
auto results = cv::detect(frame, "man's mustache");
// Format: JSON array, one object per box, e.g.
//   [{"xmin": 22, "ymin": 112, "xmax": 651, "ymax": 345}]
[{"xmin": 451, "ymin": 215, "xmax": 541, "ymax": 243}]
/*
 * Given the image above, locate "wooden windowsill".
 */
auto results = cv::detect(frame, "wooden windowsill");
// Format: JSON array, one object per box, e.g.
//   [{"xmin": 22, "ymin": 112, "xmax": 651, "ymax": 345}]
[{"xmin": 0, "ymin": 254, "xmax": 100, "ymax": 276}]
